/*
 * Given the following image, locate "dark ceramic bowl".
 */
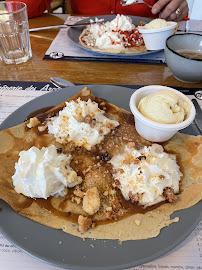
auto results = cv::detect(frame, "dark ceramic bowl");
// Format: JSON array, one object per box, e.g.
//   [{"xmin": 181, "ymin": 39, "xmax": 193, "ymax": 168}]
[{"xmin": 165, "ymin": 33, "xmax": 202, "ymax": 83}]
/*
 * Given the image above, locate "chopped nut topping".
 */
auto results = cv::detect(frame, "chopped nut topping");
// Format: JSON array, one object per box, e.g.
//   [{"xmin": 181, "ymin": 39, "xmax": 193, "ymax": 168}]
[
  {"xmin": 91, "ymin": 145, "xmax": 96, "ymax": 151},
  {"xmin": 111, "ymin": 200, "xmax": 120, "ymax": 212},
  {"xmin": 106, "ymin": 211, "xmax": 118, "ymax": 220},
  {"xmin": 163, "ymin": 187, "xmax": 177, "ymax": 203},
  {"xmin": 27, "ymin": 117, "xmax": 40, "ymax": 128},
  {"xmin": 84, "ymin": 115, "xmax": 96, "ymax": 128},
  {"xmin": 100, "ymin": 101, "xmax": 106, "ymax": 107},
  {"xmin": 82, "ymin": 166, "xmax": 92, "ymax": 175},
  {"xmin": 106, "ymin": 206, "xmax": 112, "ymax": 212},
  {"xmin": 128, "ymin": 191, "xmax": 139, "ymax": 203},
  {"xmin": 38, "ymin": 125, "xmax": 47, "ymax": 132},
  {"xmin": 82, "ymin": 187, "xmax": 100, "ymax": 215},
  {"xmin": 63, "ymin": 141, "xmax": 76, "ymax": 152},
  {"xmin": 127, "ymin": 142, "xmax": 135, "ymax": 148},
  {"xmin": 109, "ymin": 189, "xmax": 116, "ymax": 195},
  {"xmin": 123, "ymin": 153, "xmax": 134, "ymax": 165},
  {"xmin": 103, "ymin": 191, "xmax": 109, "ymax": 196},
  {"xmin": 113, "ymin": 180, "xmax": 121, "ymax": 188},
  {"xmin": 91, "ymin": 222, "xmax": 97, "ymax": 229},
  {"xmin": 78, "ymin": 215, "xmax": 92, "ymax": 233},
  {"xmin": 74, "ymin": 114, "xmax": 84, "ymax": 122},
  {"xmin": 74, "ymin": 197, "xmax": 82, "ymax": 204},
  {"xmin": 74, "ymin": 187, "xmax": 84, "ymax": 198},
  {"xmin": 106, "ymin": 122, "xmax": 116, "ymax": 129}
]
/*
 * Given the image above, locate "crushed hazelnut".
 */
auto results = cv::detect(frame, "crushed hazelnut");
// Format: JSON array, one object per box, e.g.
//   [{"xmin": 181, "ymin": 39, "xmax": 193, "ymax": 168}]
[
  {"xmin": 128, "ymin": 191, "xmax": 139, "ymax": 203},
  {"xmin": 74, "ymin": 197, "xmax": 82, "ymax": 204},
  {"xmin": 38, "ymin": 125, "xmax": 47, "ymax": 132},
  {"xmin": 103, "ymin": 191, "xmax": 109, "ymax": 196},
  {"xmin": 91, "ymin": 222, "xmax": 97, "ymax": 229},
  {"xmin": 109, "ymin": 189, "xmax": 116, "ymax": 196},
  {"xmin": 106, "ymin": 207, "xmax": 112, "ymax": 212},
  {"xmin": 163, "ymin": 187, "xmax": 177, "ymax": 203},
  {"xmin": 74, "ymin": 187, "xmax": 84, "ymax": 198},
  {"xmin": 27, "ymin": 117, "xmax": 40, "ymax": 128},
  {"xmin": 84, "ymin": 115, "xmax": 96, "ymax": 128},
  {"xmin": 82, "ymin": 166, "xmax": 92, "ymax": 175},
  {"xmin": 82, "ymin": 187, "xmax": 100, "ymax": 215},
  {"xmin": 127, "ymin": 142, "xmax": 135, "ymax": 148},
  {"xmin": 78, "ymin": 215, "xmax": 92, "ymax": 233},
  {"xmin": 111, "ymin": 200, "xmax": 120, "ymax": 212}
]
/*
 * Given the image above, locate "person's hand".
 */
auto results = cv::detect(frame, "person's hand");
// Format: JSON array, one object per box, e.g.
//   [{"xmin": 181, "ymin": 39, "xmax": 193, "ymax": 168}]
[{"xmin": 151, "ymin": 0, "xmax": 189, "ymax": 21}]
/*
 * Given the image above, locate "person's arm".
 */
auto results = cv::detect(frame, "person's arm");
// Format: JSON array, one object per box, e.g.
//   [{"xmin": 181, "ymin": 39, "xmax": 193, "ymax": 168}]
[
  {"xmin": 151, "ymin": 0, "xmax": 189, "ymax": 21},
  {"xmin": 6, "ymin": 0, "xmax": 53, "ymax": 18}
]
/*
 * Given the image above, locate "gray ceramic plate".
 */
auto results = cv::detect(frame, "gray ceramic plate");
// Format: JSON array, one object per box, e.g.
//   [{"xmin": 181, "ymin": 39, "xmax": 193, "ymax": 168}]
[
  {"xmin": 0, "ymin": 85, "xmax": 201, "ymax": 270},
  {"xmin": 67, "ymin": 15, "xmax": 161, "ymax": 56}
]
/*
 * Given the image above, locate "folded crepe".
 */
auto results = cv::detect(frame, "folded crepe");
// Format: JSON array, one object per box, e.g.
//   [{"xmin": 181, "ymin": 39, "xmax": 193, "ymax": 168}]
[{"xmin": 0, "ymin": 87, "xmax": 201, "ymax": 241}]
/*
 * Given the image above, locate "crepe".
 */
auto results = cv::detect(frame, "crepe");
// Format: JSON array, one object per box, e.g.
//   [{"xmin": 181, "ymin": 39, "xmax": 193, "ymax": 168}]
[
  {"xmin": 79, "ymin": 14, "xmax": 147, "ymax": 54},
  {"xmin": 0, "ymin": 87, "xmax": 201, "ymax": 241},
  {"xmin": 79, "ymin": 27, "xmax": 147, "ymax": 54}
]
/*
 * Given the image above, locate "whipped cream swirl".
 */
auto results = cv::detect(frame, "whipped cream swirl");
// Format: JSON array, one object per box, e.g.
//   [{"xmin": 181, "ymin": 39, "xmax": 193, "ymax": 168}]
[
  {"xmin": 47, "ymin": 98, "xmax": 119, "ymax": 150},
  {"xmin": 110, "ymin": 144, "xmax": 182, "ymax": 207},
  {"xmin": 12, "ymin": 145, "xmax": 82, "ymax": 199}
]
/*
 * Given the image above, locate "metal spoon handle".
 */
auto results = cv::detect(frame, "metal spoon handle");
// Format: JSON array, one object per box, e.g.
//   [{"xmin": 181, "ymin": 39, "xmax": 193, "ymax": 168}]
[
  {"xmin": 29, "ymin": 25, "xmax": 67, "ymax": 32},
  {"xmin": 29, "ymin": 21, "xmax": 105, "ymax": 32},
  {"xmin": 50, "ymin": 77, "xmax": 75, "ymax": 88}
]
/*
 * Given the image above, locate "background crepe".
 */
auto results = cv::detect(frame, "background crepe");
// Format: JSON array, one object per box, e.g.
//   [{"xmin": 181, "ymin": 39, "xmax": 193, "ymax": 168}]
[
  {"xmin": 0, "ymin": 87, "xmax": 201, "ymax": 241},
  {"xmin": 79, "ymin": 28, "xmax": 147, "ymax": 55}
]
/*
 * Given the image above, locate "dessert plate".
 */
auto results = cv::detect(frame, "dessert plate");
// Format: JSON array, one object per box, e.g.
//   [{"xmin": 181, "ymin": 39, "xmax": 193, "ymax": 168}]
[
  {"xmin": 0, "ymin": 85, "xmax": 201, "ymax": 270},
  {"xmin": 67, "ymin": 15, "xmax": 162, "ymax": 57}
]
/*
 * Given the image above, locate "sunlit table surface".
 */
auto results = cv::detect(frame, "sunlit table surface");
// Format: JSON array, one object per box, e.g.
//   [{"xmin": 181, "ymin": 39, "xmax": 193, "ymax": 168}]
[{"xmin": 0, "ymin": 13, "xmax": 201, "ymax": 88}]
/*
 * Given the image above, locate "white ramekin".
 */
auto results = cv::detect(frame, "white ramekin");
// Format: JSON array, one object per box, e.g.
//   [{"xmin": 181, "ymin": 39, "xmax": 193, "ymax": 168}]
[
  {"xmin": 138, "ymin": 22, "xmax": 178, "ymax": 50},
  {"xmin": 129, "ymin": 85, "xmax": 196, "ymax": 142}
]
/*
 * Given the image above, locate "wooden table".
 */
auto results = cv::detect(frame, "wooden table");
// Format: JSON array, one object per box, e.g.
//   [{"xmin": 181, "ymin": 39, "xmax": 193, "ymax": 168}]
[{"xmin": 1, "ymin": 13, "xmax": 202, "ymax": 88}]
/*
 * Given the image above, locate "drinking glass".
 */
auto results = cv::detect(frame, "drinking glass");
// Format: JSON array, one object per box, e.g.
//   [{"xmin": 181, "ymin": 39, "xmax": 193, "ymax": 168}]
[{"xmin": 0, "ymin": 1, "xmax": 32, "ymax": 64}]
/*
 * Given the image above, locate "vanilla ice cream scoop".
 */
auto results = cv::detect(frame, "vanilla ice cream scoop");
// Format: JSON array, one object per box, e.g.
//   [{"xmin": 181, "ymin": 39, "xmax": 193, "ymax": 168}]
[
  {"xmin": 138, "ymin": 90, "xmax": 190, "ymax": 124},
  {"xmin": 144, "ymin": 19, "xmax": 168, "ymax": 30}
]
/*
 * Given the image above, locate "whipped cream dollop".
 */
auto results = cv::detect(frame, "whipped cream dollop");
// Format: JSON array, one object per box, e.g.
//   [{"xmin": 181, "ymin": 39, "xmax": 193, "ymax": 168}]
[
  {"xmin": 47, "ymin": 98, "xmax": 119, "ymax": 150},
  {"xmin": 109, "ymin": 144, "xmax": 182, "ymax": 207},
  {"xmin": 86, "ymin": 14, "xmax": 135, "ymax": 50},
  {"xmin": 12, "ymin": 145, "xmax": 82, "ymax": 199}
]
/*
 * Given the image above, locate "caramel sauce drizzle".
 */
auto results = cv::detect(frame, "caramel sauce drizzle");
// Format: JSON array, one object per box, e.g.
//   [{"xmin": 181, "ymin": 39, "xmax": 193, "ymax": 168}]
[{"xmin": 19, "ymin": 98, "xmax": 175, "ymax": 228}]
